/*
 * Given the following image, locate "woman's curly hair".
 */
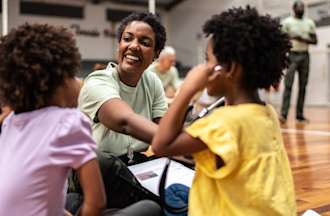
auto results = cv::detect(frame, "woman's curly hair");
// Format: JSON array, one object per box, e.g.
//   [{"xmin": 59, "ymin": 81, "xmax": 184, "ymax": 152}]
[
  {"xmin": 203, "ymin": 6, "xmax": 291, "ymax": 90},
  {"xmin": 0, "ymin": 23, "xmax": 81, "ymax": 113},
  {"xmin": 117, "ymin": 12, "xmax": 166, "ymax": 57}
]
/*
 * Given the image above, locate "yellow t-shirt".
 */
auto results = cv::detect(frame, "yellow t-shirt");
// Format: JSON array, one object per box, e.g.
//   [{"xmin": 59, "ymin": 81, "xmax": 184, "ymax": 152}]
[{"xmin": 185, "ymin": 104, "xmax": 296, "ymax": 216}]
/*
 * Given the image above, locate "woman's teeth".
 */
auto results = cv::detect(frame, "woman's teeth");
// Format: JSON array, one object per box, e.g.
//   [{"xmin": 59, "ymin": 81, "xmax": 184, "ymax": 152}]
[{"xmin": 126, "ymin": 55, "xmax": 140, "ymax": 61}]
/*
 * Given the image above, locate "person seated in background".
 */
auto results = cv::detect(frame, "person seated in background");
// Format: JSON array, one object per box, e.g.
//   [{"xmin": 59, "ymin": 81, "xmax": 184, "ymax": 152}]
[
  {"xmin": 78, "ymin": 12, "xmax": 167, "ymax": 165},
  {"xmin": 0, "ymin": 23, "xmax": 106, "ymax": 216},
  {"xmin": 146, "ymin": 46, "xmax": 180, "ymax": 98},
  {"xmin": 152, "ymin": 6, "xmax": 296, "ymax": 216}
]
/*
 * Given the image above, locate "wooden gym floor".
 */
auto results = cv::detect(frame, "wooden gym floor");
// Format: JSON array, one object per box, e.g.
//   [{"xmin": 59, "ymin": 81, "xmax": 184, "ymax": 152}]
[{"xmin": 279, "ymin": 107, "xmax": 330, "ymax": 215}]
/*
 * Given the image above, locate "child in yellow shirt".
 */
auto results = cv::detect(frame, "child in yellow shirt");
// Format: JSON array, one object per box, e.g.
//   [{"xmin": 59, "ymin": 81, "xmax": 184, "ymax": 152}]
[{"xmin": 152, "ymin": 6, "xmax": 296, "ymax": 216}]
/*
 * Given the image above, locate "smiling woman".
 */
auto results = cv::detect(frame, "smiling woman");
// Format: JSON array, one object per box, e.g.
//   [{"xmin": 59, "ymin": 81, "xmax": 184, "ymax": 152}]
[
  {"xmin": 79, "ymin": 12, "xmax": 167, "ymax": 163},
  {"xmin": 117, "ymin": 20, "xmax": 158, "ymax": 86},
  {"xmin": 72, "ymin": 12, "xmax": 167, "ymax": 211}
]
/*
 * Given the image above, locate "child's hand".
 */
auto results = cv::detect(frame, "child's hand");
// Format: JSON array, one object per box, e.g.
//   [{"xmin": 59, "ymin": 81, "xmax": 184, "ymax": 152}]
[
  {"xmin": 64, "ymin": 210, "xmax": 73, "ymax": 216},
  {"xmin": 180, "ymin": 64, "xmax": 214, "ymax": 94}
]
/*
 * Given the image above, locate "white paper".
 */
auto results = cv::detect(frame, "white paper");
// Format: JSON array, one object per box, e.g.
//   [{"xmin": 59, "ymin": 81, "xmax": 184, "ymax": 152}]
[
  {"xmin": 128, "ymin": 157, "xmax": 195, "ymax": 196},
  {"xmin": 302, "ymin": 210, "xmax": 321, "ymax": 216}
]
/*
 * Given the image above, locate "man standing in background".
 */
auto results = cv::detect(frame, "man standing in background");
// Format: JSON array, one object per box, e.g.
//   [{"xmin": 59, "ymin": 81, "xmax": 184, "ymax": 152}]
[
  {"xmin": 280, "ymin": 0, "xmax": 317, "ymax": 123},
  {"xmin": 147, "ymin": 46, "xmax": 180, "ymax": 98}
]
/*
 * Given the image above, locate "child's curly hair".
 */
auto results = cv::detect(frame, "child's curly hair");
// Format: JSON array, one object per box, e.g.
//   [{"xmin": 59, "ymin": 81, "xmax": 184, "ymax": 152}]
[
  {"xmin": 0, "ymin": 23, "xmax": 81, "ymax": 113},
  {"xmin": 203, "ymin": 6, "xmax": 291, "ymax": 90}
]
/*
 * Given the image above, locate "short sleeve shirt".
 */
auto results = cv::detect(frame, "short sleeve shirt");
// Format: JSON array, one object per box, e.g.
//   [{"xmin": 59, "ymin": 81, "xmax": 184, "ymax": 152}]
[
  {"xmin": 78, "ymin": 62, "xmax": 167, "ymax": 156},
  {"xmin": 282, "ymin": 16, "xmax": 316, "ymax": 51},
  {"xmin": 146, "ymin": 63, "xmax": 180, "ymax": 89},
  {"xmin": 0, "ymin": 107, "xmax": 96, "ymax": 216},
  {"xmin": 185, "ymin": 104, "xmax": 296, "ymax": 216}
]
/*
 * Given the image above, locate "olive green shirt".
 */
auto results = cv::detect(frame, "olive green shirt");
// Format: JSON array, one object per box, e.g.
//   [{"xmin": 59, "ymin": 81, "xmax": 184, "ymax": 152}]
[
  {"xmin": 282, "ymin": 16, "xmax": 316, "ymax": 52},
  {"xmin": 146, "ymin": 62, "xmax": 180, "ymax": 89},
  {"xmin": 78, "ymin": 62, "xmax": 167, "ymax": 156}
]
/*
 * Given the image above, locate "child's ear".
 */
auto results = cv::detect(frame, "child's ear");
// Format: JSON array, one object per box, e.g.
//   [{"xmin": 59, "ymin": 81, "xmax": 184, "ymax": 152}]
[
  {"xmin": 226, "ymin": 62, "xmax": 239, "ymax": 79},
  {"xmin": 209, "ymin": 70, "xmax": 220, "ymax": 81}
]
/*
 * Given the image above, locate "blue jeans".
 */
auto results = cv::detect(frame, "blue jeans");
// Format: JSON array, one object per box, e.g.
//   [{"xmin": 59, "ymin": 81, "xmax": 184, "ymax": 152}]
[{"xmin": 164, "ymin": 183, "xmax": 189, "ymax": 216}]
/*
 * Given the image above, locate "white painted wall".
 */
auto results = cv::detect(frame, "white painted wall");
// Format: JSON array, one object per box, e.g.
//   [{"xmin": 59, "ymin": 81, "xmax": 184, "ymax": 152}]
[
  {"xmin": 166, "ymin": 0, "xmax": 261, "ymax": 66},
  {"xmin": 0, "ymin": 0, "xmax": 166, "ymax": 60}
]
